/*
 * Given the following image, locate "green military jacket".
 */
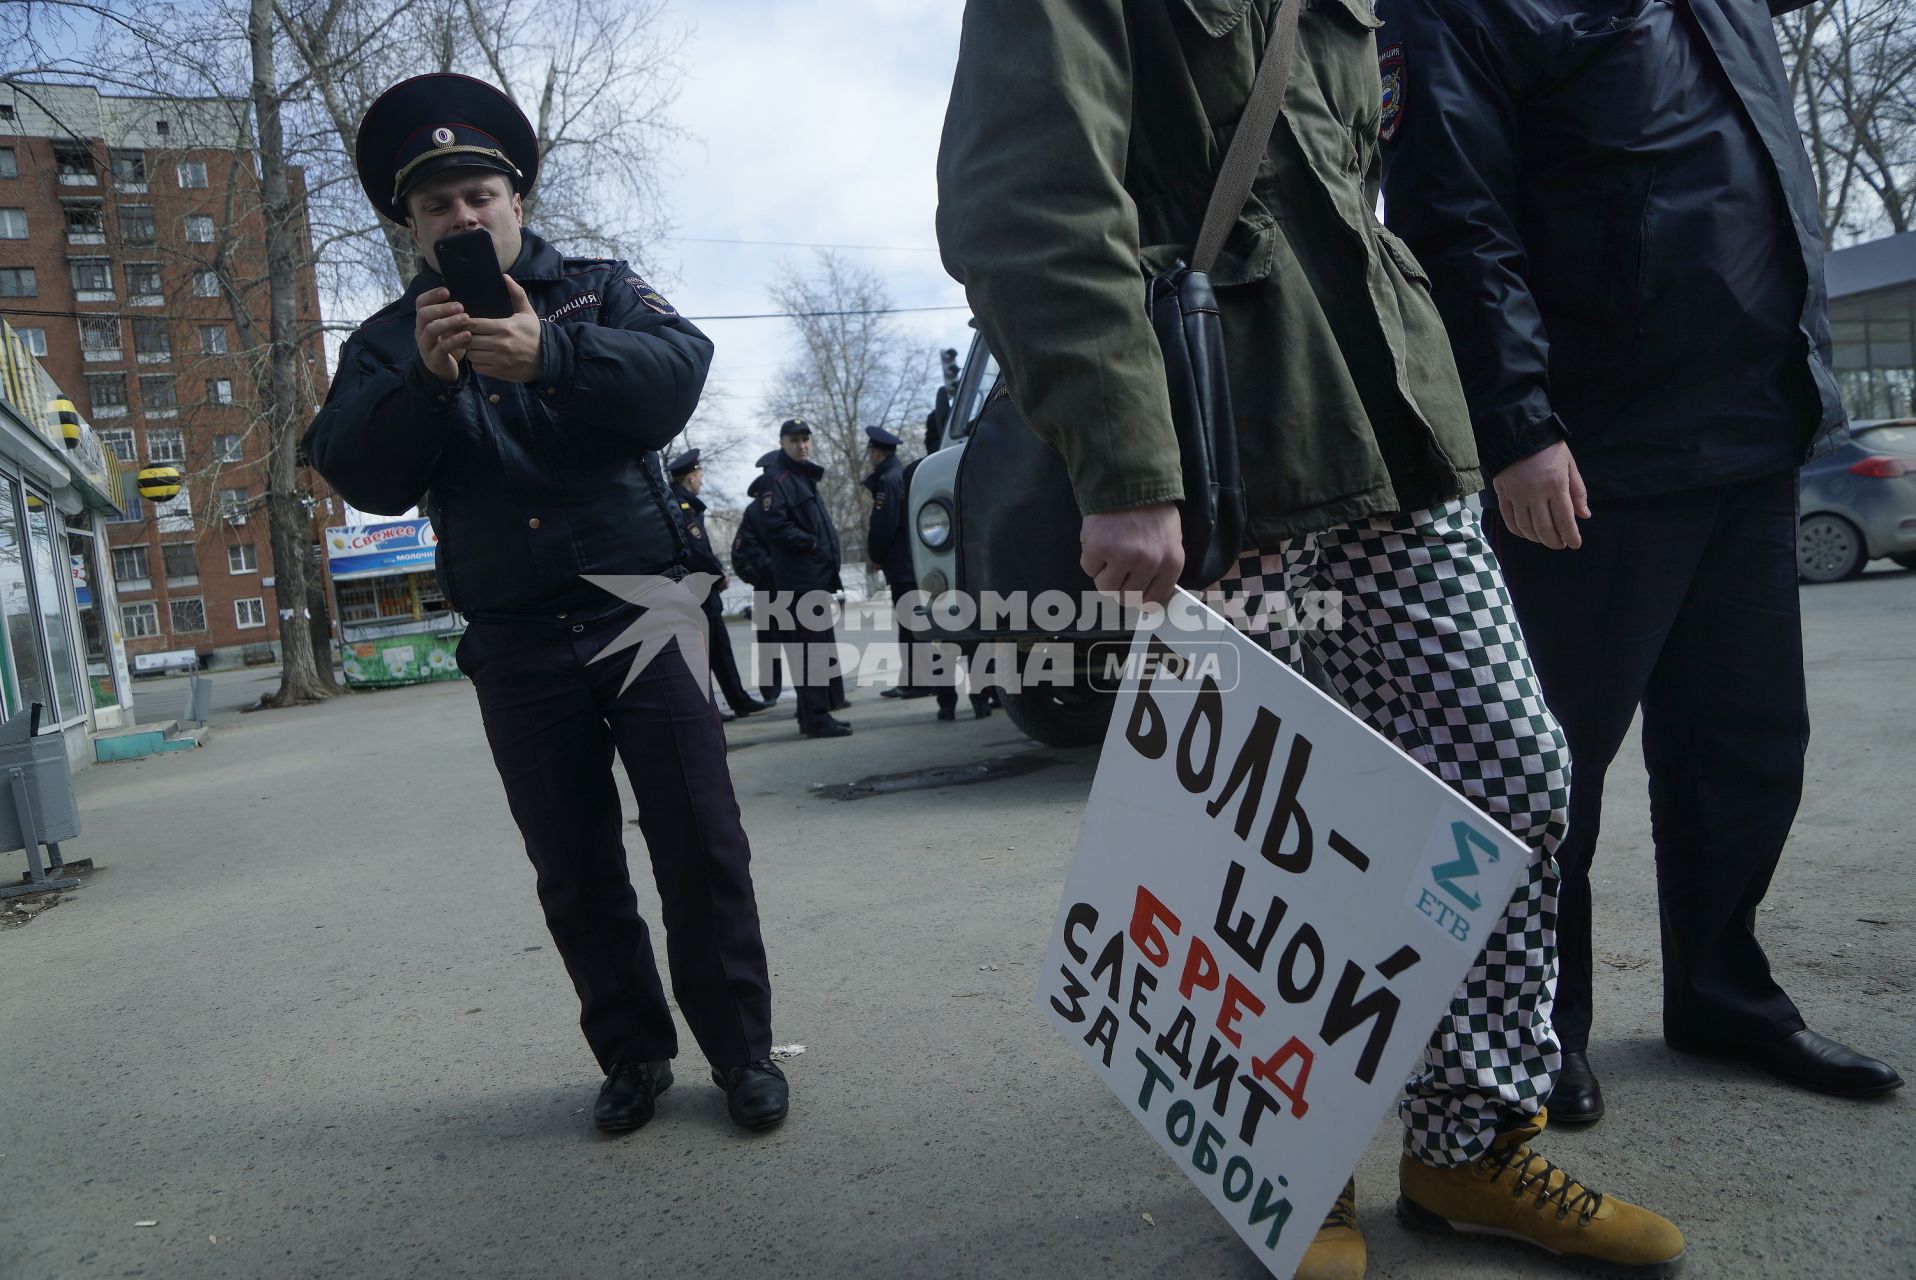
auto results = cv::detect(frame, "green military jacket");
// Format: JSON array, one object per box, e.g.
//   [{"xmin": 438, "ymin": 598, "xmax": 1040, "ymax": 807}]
[{"xmin": 937, "ymin": 0, "xmax": 1482, "ymax": 543}]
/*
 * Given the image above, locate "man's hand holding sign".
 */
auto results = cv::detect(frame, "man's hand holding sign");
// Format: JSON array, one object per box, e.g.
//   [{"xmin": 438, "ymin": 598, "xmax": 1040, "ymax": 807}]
[{"xmin": 1039, "ymin": 591, "xmax": 1526, "ymax": 1278}]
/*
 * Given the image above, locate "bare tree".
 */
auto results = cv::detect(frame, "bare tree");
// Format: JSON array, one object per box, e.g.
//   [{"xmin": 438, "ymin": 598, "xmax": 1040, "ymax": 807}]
[
  {"xmin": 1777, "ymin": 0, "xmax": 1916, "ymax": 244},
  {"xmin": 764, "ymin": 253, "xmax": 936, "ymax": 561}
]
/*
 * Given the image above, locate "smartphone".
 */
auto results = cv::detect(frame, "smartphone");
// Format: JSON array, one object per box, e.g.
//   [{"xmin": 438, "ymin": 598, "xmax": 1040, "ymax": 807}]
[{"xmin": 433, "ymin": 229, "xmax": 513, "ymax": 318}]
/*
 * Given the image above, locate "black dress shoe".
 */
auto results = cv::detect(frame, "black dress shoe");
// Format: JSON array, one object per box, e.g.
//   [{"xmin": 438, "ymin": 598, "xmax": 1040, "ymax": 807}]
[
  {"xmin": 718, "ymin": 708, "xmax": 737, "ymax": 723},
  {"xmin": 803, "ymin": 718, "xmax": 853, "ymax": 739},
  {"xmin": 1548, "ymin": 1049, "xmax": 1605, "ymax": 1125},
  {"xmin": 712, "ymin": 1059, "xmax": 788, "ymax": 1130},
  {"xmin": 728, "ymin": 699, "xmax": 774, "ymax": 717},
  {"xmin": 971, "ymin": 696, "xmax": 993, "ymax": 719},
  {"xmin": 594, "ymin": 1060, "xmax": 673, "ymax": 1133},
  {"xmin": 880, "ymin": 686, "xmax": 905, "ymax": 699},
  {"xmin": 1749, "ymin": 1029, "xmax": 1903, "ymax": 1098},
  {"xmin": 895, "ymin": 688, "xmax": 935, "ymax": 700},
  {"xmin": 830, "ymin": 697, "xmax": 851, "ymax": 711},
  {"xmin": 936, "ymin": 704, "xmax": 957, "ymax": 721}
]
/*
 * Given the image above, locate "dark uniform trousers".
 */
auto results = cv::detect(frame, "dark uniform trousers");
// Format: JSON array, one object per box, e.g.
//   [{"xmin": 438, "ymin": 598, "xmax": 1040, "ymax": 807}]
[
  {"xmin": 456, "ymin": 606, "xmax": 774, "ymax": 1071},
  {"xmin": 703, "ymin": 596, "xmax": 761, "ymax": 714},
  {"xmin": 766, "ymin": 601, "xmax": 843, "ymax": 731},
  {"xmin": 1490, "ymin": 469, "xmax": 1809, "ymax": 1053},
  {"xmin": 891, "ymin": 582, "xmax": 987, "ymax": 713}
]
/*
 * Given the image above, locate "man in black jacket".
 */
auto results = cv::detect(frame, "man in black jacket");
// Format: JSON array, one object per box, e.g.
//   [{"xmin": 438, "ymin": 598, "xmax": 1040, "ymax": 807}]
[
  {"xmin": 668, "ymin": 448, "xmax": 769, "ymax": 720},
  {"xmin": 761, "ymin": 419, "xmax": 852, "ymax": 738},
  {"xmin": 303, "ymin": 75, "xmax": 788, "ymax": 1135},
  {"xmin": 1380, "ymin": 0, "xmax": 1900, "ymax": 1120},
  {"xmin": 733, "ymin": 451, "xmax": 784, "ymax": 704},
  {"xmin": 862, "ymin": 425, "xmax": 938, "ymax": 706}
]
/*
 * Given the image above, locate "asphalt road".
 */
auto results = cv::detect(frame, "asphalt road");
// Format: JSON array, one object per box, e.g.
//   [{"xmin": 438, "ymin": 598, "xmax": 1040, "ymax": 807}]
[{"xmin": 3, "ymin": 573, "xmax": 1911, "ymax": 1280}]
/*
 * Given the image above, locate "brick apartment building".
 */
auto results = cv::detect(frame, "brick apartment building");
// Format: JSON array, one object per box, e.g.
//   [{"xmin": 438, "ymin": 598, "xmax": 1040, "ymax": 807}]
[{"xmin": 0, "ymin": 82, "xmax": 332, "ymax": 669}]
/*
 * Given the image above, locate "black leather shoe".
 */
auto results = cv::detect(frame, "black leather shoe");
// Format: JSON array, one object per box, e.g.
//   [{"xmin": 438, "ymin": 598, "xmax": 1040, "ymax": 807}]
[
  {"xmin": 729, "ymin": 699, "xmax": 774, "ymax": 717},
  {"xmin": 1548, "ymin": 1049, "xmax": 1605, "ymax": 1125},
  {"xmin": 712, "ymin": 1059, "xmax": 788, "ymax": 1130},
  {"xmin": 594, "ymin": 1060, "xmax": 673, "ymax": 1133},
  {"xmin": 718, "ymin": 708, "xmax": 736, "ymax": 723},
  {"xmin": 971, "ymin": 697, "xmax": 993, "ymax": 719},
  {"xmin": 1749, "ymin": 1029, "xmax": 1903, "ymax": 1098},
  {"xmin": 830, "ymin": 696, "xmax": 851, "ymax": 711},
  {"xmin": 803, "ymin": 718, "xmax": 853, "ymax": 739},
  {"xmin": 936, "ymin": 705, "xmax": 957, "ymax": 721}
]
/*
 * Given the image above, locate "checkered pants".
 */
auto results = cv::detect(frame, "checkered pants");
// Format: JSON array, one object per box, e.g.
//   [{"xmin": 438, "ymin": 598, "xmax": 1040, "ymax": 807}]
[{"xmin": 1205, "ymin": 500, "xmax": 1568, "ymax": 1168}]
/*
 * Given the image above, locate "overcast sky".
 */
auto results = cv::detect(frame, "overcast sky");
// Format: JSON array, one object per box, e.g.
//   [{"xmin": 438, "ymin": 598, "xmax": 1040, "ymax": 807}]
[{"xmin": 650, "ymin": 0, "xmax": 971, "ymax": 504}]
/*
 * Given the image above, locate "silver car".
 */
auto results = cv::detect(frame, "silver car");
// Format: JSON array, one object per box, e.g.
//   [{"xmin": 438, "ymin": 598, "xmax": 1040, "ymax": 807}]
[{"xmin": 1797, "ymin": 419, "xmax": 1916, "ymax": 582}]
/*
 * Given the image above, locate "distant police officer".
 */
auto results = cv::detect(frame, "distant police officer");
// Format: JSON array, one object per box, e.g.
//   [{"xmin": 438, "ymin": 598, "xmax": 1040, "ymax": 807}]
[
  {"xmin": 667, "ymin": 448, "xmax": 770, "ymax": 720},
  {"xmin": 733, "ymin": 449, "xmax": 784, "ymax": 703},
  {"xmin": 303, "ymin": 74, "xmax": 787, "ymax": 1135},
  {"xmin": 760, "ymin": 418, "xmax": 851, "ymax": 738},
  {"xmin": 862, "ymin": 426, "xmax": 935, "ymax": 703}
]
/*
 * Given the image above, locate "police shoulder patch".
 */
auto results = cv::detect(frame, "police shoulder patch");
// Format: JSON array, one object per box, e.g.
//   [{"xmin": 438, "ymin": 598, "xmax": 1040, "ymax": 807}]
[
  {"xmin": 760, "ymin": 492, "xmax": 773, "ymax": 511},
  {"xmin": 688, "ymin": 523, "xmax": 705, "ymax": 538},
  {"xmin": 623, "ymin": 274, "xmax": 677, "ymax": 315},
  {"xmin": 1379, "ymin": 43, "xmax": 1408, "ymax": 143},
  {"xmin": 873, "ymin": 491, "xmax": 887, "ymax": 508}
]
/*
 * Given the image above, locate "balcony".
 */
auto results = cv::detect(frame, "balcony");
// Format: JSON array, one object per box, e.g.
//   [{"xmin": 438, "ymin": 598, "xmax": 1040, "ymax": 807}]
[
  {"xmin": 82, "ymin": 347, "xmax": 123, "ymax": 363},
  {"xmin": 143, "ymin": 407, "xmax": 177, "ymax": 419},
  {"xmin": 66, "ymin": 231, "xmax": 106, "ymax": 246},
  {"xmin": 136, "ymin": 351, "xmax": 170, "ymax": 365},
  {"xmin": 115, "ymin": 577, "xmax": 151, "ymax": 594},
  {"xmin": 91, "ymin": 404, "xmax": 128, "ymax": 418},
  {"xmin": 58, "ymin": 172, "xmax": 99, "ymax": 187},
  {"xmin": 130, "ymin": 294, "xmax": 162, "ymax": 308},
  {"xmin": 115, "ymin": 181, "xmax": 149, "ymax": 194}
]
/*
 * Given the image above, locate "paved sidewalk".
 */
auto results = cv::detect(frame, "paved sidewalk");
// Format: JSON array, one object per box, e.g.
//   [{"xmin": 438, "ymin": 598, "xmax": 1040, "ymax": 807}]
[{"xmin": 2, "ymin": 579, "xmax": 1911, "ymax": 1279}]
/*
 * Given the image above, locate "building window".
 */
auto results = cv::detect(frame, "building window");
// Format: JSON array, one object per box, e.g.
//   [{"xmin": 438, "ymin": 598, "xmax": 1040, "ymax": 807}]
[
  {"xmin": 213, "ymin": 433, "xmax": 242, "ymax": 462},
  {"xmin": 192, "ymin": 269, "xmax": 220, "ymax": 297},
  {"xmin": 85, "ymin": 373, "xmax": 128, "ymax": 415},
  {"xmin": 69, "ymin": 257, "xmax": 113, "ymax": 294},
  {"xmin": 55, "ymin": 145, "xmax": 95, "ymax": 181},
  {"xmin": 17, "ymin": 326, "xmax": 46, "ymax": 356},
  {"xmin": 147, "ymin": 426, "xmax": 186, "ymax": 463},
  {"xmin": 0, "ymin": 267, "xmax": 35, "ymax": 296},
  {"xmin": 235, "ymin": 597, "xmax": 266, "ymax": 629},
  {"xmin": 198, "ymin": 325, "xmax": 228, "ymax": 354},
  {"xmin": 206, "ymin": 378, "xmax": 234, "ymax": 406},
  {"xmin": 97, "ymin": 427, "xmax": 135, "ymax": 461},
  {"xmin": 111, "ymin": 545, "xmax": 150, "ymax": 583},
  {"xmin": 132, "ymin": 317, "xmax": 170, "ymax": 361},
  {"xmin": 119, "ymin": 205, "xmax": 156, "ymax": 244},
  {"xmin": 139, "ymin": 375, "xmax": 177, "ymax": 415},
  {"xmin": 0, "ymin": 208, "xmax": 24, "ymax": 238},
  {"xmin": 121, "ymin": 600, "xmax": 159, "ymax": 637},
  {"xmin": 169, "ymin": 596, "xmax": 207, "ymax": 632},
  {"xmin": 109, "ymin": 149, "xmax": 146, "ymax": 185},
  {"xmin": 0, "ymin": 148, "xmax": 17, "ymax": 178},
  {"xmin": 184, "ymin": 214, "xmax": 214, "ymax": 243},
  {"xmin": 63, "ymin": 202, "xmax": 105, "ymax": 240},
  {"xmin": 176, "ymin": 159, "xmax": 208, "ymax": 189},
  {"xmin": 219, "ymin": 487, "xmax": 249, "ymax": 519},
  {"xmin": 161, "ymin": 542, "xmax": 197, "ymax": 584},
  {"xmin": 79, "ymin": 315, "xmax": 121, "ymax": 359},
  {"xmin": 126, "ymin": 261, "xmax": 161, "ymax": 299},
  {"xmin": 228, "ymin": 543, "xmax": 257, "ymax": 573}
]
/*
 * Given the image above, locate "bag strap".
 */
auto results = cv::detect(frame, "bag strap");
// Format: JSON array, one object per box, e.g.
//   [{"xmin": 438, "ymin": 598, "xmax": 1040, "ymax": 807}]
[{"xmin": 1191, "ymin": 0, "xmax": 1303, "ymax": 275}]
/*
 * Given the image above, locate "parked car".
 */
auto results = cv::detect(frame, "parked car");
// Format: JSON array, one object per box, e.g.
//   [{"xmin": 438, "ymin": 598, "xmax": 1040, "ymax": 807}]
[
  {"xmin": 908, "ymin": 332, "xmax": 1125, "ymax": 747},
  {"xmin": 1797, "ymin": 418, "xmax": 1916, "ymax": 582}
]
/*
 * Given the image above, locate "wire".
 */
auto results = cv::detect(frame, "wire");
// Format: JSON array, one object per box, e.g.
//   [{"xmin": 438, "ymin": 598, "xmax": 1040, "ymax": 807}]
[
  {"xmin": 668, "ymin": 236, "xmax": 941, "ymax": 253},
  {"xmin": 684, "ymin": 304, "xmax": 969, "ymax": 322}
]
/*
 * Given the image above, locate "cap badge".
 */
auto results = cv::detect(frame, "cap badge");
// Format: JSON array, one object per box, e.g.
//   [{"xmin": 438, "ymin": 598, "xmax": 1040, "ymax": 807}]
[{"xmin": 432, "ymin": 126, "xmax": 454, "ymax": 146}]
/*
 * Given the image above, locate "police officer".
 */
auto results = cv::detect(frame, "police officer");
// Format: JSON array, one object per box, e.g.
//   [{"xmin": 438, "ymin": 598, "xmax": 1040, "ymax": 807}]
[
  {"xmin": 303, "ymin": 74, "xmax": 787, "ymax": 1135},
  {"xmin": 1380, "ymin": 0, "xmax": 1901, "ymax": 1120},
  {"xmin": 862, "ymin": 426, "xmax": 937, "ymax": 704},
  {"xmin": 667, "ymin": 448, "xmax": 770, "ymax": 720},
  {"xmin": 760, "ymin": 419, "xmax": 851, "ymax": 738},
  {"xmin": 733, "ymin": 450, "xmax": 784, "ymax": 704}
]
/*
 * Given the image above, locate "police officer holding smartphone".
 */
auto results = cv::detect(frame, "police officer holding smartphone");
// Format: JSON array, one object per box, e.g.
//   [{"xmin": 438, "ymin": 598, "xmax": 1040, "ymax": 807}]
[{"xmin": 303, "ymin": 74, "xmax": 788, "ymax": 1136}]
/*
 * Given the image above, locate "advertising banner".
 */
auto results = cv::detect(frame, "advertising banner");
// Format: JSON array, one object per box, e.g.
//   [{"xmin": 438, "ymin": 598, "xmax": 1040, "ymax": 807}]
[
  {"xmin": 1038, "ymin": 590, "xmax": 1527, "ymax": 1278},
  {"xmin": 342, "ymin": 632, "xmax": 464, "ymax": 687},
  {"xmin": 325, "ymin": 520, "xmax": 439, "ymax": 580}
]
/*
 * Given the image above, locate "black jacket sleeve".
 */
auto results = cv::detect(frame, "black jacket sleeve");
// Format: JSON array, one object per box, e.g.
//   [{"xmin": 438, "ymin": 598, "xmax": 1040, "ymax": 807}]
[
  {"xmin": 731, "ymin": 515, "xmax": 772, "ymax": 588},
  {"xmin": 760, "ymin": 475, "xmax": 818, "ymax": 554},
  {"xmin": 533, "ymin": 265, "xmax": 714, "ymax": 451},
  {"xmin": 677, "ymin": 505, "xmax": 726, "ymax": 578},
  {"xmin": 1378, "ymin": 0, "xmax": 1566, "ymax": 479},
  {"xmin": 301, "ymin": 326, "xmax": 471, "ymax": 516},
  {"xmin": 864, "ymin": 469, "xmax": 905, "ymax": 562}
]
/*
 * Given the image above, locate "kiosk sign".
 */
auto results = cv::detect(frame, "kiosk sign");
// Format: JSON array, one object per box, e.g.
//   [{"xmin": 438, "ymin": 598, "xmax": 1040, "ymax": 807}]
[{"xmin": 324, "ymin": 520, "xmax": 439, "ymax": 577}]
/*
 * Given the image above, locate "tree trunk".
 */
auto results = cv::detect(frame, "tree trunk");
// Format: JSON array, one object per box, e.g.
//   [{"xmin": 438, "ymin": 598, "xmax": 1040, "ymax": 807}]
[{"xmin": 250, "ymin": 0, "xmax": 334, "ymax": 706}]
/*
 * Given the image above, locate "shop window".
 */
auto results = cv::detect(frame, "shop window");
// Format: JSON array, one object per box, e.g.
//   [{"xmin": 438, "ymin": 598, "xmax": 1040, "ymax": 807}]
[
  {"xmin": 0, "ymin": 208, "xmax": 25, "ymax": 238},
  {"xmin": 228, "ymin": 543, "xmax": 256, "ymax": 573},
  {"xmin": 235, "ymin": 597, "xmax": 265, "ymax": 629},
  {"xmin": 0, "ymin": 267, "xmax": 36, "ymax": 297},
  {"xmin": 121, "ymin": 600, "xmax": 159, "ymax": 637},
  {"xmin": 168, "ymin": 596, "xmax": 207, "ymax": 633},
  {"xmin": 0, "ymin": 484, "xmax": 41, "ymax": 716},
  {"xmin": 161, "ymin": 542, "xmax": 197, "ymax": 584},
  {"xmin": 23, "ymin": 491, "xmax": 83, "ymax": 719}
]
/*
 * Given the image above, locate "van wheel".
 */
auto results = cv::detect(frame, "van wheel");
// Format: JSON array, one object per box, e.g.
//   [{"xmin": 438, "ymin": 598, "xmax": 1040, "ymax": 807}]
[
  {"xmin": 1001, "ymin": 684, "xmax": 1116, "ymax": 749},
  {"xmin": 1797, "ymin": 513, "xmax": 1865, "ymax": 583}
]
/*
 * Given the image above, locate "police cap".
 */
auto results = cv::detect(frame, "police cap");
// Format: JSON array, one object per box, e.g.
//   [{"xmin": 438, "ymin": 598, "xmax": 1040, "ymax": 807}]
[
  {"xmin": 356, "ymin": 74, "xmax": 539, "ymax": 224},
  {"xmin": 863, "ymin": 425, "xmax": 901, "ymax": 450},
  {"xmin": 666, "ymin": 448, "xmax": 701, "ymax": 477},
  {"xmin": 779, "ymin": 418, "xmax": 813, "ymax": 438}
]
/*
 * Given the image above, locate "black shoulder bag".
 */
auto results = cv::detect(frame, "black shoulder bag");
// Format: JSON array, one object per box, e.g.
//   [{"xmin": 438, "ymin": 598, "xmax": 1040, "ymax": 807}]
[{"xmin": 956, "ymin": 0, "xmax": 1301, "ymax": 603}]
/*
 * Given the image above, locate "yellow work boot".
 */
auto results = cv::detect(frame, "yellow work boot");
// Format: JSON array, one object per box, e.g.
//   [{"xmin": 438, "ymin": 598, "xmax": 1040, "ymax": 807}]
[
  {"xmin": 1295, "ymin": 1178, "xmax": 1365, "ymax": 1280},
  {"xmin": 1397, "ymin": 1113, "xmax": 1685, "ymax": 1279}
]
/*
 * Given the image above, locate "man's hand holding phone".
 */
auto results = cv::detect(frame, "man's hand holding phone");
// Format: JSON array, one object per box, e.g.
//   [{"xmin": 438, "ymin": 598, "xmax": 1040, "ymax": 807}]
[
  {"xmin": 465, "ymin": 277, "xmax": 543, "ymax": 383},
  {"xmin": 414, "ymin": 287, "xmax": 470, "ymax": 384}
]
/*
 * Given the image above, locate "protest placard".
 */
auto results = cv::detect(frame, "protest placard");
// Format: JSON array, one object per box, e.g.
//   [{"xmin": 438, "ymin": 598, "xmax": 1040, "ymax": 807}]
[{"xmin": 1037, "ymin": 589, "xmax": 1529, "ymax": 1278}]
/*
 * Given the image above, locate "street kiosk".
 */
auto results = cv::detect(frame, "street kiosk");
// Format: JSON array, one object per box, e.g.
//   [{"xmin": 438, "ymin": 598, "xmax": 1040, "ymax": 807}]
[{"xmin": 324, "ymin": 519, "xmax": 463, "ymax": 688}]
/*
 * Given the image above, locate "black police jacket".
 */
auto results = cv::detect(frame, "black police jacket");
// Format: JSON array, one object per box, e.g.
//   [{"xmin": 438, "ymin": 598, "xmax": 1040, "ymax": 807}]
[
  {"xmin": 303, "ymin": 231, "xmax": 712, "ymax": 615},
  {"xmin": 862, "ymin": 454, "xmax": 915, "ymax": 586},
  {"xmin": 1378, "ymin": 0, "xmax": 1847, "ymax": 497},
  {"xmin": 670, "ymin": 482, "xmax": 728, "ymax": 616},
  {"xmin": 732, "ymin": 469, "xmax": 777, "ymax": 591},
  {"xmin": 760, "ymin": 452, "xmax": 842, "ymax": 594}
]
